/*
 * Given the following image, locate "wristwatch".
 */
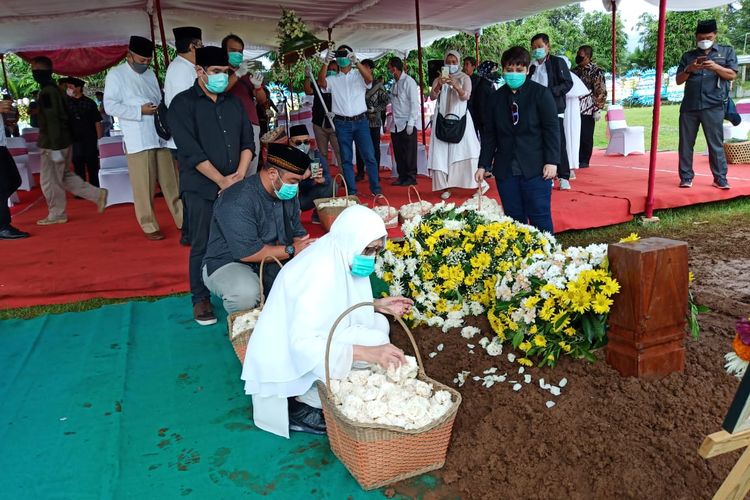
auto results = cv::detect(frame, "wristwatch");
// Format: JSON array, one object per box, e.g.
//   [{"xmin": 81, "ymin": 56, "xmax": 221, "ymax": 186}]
[{"xmin": 285, "ymin": 244, "xmax": 295, "ymax": 257}]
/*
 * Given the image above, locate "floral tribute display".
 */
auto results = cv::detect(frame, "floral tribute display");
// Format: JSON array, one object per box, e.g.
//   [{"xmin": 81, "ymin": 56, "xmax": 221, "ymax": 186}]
[
  {"xmin": 376, "ymin": 202, "xmax": 621, "ymax": 367},
  {"xmin": 275, "ymin": 9, "xmax": 329, "ymax": 68},
  {"xmin": 725, "ymin": 318, "xmax": 750, "ymax": 379}
]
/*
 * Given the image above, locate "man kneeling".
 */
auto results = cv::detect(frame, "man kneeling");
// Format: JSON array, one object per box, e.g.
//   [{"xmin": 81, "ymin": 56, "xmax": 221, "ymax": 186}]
[
  {"xmin": 287, "ymin": 124, "xmax": 334, "ymax": 223},
  {"xmin": 201, "ymin": 143, "xmax": 315, "ymax": 314}
]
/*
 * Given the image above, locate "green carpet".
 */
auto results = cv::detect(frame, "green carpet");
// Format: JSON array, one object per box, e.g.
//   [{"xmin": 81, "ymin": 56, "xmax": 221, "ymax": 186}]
[{"xmin": 0, "ymin": 296, "xmax": 437, "ymax": 499}]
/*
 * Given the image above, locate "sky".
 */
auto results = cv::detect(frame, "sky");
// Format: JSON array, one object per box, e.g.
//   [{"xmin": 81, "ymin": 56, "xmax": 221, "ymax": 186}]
[{"xmin": 580, "ymin": 0, "xmax": 658, "ymax": 51}]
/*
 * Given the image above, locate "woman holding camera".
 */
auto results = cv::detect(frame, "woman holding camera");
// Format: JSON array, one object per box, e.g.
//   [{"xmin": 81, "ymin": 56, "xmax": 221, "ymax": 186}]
[{"xmin": 427, "ymin": 50, "xmax": 484, "ymax": 200}]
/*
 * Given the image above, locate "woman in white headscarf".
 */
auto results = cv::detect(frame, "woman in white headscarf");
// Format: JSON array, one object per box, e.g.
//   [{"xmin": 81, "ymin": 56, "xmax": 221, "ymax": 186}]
[
  {"xmin": 427, "ymin": 49, "xmax": 484, "ymax": 200},
  {"xmin": 241, "ymin": 205, "xmax": 413, "ymax": 438},
  {"xmin": 564, "ymin": 69, "xmax": 592, "ymax": 174}
]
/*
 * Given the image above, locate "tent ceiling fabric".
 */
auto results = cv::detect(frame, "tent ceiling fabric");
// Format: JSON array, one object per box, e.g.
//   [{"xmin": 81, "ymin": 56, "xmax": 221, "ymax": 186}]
[
  {"xmin": 642, "ymin": 0, "xmax": 735, "ymax": 11},
  {"xmin": 0, "ymin": 0, "xmax": 580, "ymax": 54}
]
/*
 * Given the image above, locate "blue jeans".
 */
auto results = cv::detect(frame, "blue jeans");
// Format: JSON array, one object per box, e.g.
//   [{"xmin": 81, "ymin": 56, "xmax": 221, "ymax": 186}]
[
  {"xmin": 496, "ymin": 175, "xmax": 554, "ymax": 234},
  {"xmin": 334, "ymin": 118, "xmax": 380, "ymax": 195}
]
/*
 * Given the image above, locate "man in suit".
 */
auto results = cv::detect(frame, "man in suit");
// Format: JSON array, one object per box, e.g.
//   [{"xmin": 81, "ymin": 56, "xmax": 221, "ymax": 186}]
[
  {"xmin": 528, "ymin": 33, "xmax": 573, "ymax": 190},
  {"xmin": 476, "ymin": 46, "xmax": 560, "ymax": 234}
]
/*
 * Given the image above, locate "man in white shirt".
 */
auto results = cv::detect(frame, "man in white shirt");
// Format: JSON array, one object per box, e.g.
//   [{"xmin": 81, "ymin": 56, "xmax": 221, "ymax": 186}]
[
  {"xmin": 387, "ymin": 56, "xmax": 421, "ymax": 186},
  {"xmin": 317, "ymin": 44, "xmax": 381, "ymax": 196},
  {"xmin": 104, "ymin": 36, "xmax": 183, "ymax": 240},
  {"xmin": 165, "ymin": 26, "xmax": 202, "ymax": 146}
]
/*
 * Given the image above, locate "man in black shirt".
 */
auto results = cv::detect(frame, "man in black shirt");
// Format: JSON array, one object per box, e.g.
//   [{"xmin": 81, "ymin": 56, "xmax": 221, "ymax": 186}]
[
  {"xmin": 304, "ymin": 62, "xmax": 342, "ymax": 169},
  {"xmin": 64, "ymin": 77, "xmax": 102, "ymax": 186},
  {"xmin": 202, "ymin": 143, "xmax": 314, "ymax": 315},
  {"xmin": 169, "ymin": 46, "xmax": 256, "ymax": 326}
]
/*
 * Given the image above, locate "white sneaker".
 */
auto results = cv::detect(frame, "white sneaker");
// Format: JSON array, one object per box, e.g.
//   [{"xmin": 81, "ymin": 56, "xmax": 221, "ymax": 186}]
[
  {"xmin": 559, "ymin": 179, "xmax": 571, "ymax": 190},
  {"xmin": 569, "ymin": 171, "xmax": 577, "ymax": 180},
  {"xmin": 440, "ymin": 190, "xmax": 452, "ymax": 200}
]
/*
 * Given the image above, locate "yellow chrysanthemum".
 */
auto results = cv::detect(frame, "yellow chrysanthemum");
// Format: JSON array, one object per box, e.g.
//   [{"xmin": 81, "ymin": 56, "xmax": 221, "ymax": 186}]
[
  {"xmin": 533, "ymin": 334, "xmax": 547, "ymax": 347},
  {"xmin": 619, "ymin": 232, "xmax": 640, "ymax": 243},
  {"xmin": 592, "ymin": 293, "xmax": 614, "ymax": 314},
  {"xmin": 382, "ymin": 271, "xmax": 393, "ymax": 282},
  {"xmin": 688, "ymin": 271, "xmax": 695, "ymax": 283},
  {"xmin": 517, "ymin": 357, "xmax": 533, "ymax": 367},
  {"xmin": 600, "ymin": 278, "xmax": 620, "ymax": 296},
  {"xmin": 558, "ymin": 341, "xmax": 572, "ymax": 353},
  {"xmin": 519, "ymin": 341, "xmax": 532, "ymax": 352},
  {"xmin": 564, "ymin": 327, "xmax": 577, "ymax": 337}
]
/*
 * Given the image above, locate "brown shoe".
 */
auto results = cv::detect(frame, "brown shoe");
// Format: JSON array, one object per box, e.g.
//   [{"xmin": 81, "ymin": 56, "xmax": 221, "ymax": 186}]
[
  {"xmin": 145, "ymin": 231, "xmax": 165, "ymax": 240},
  {"xmin": 36, "ymin": 216, "xmax": 68, "ymax": 226},
  {"xmin": 193, "ymin": 299, "xmax": 217, "ymax": 326},
  {"xmin": 97, "ymin": 188, "xmax": 108, "ymax": 213}
]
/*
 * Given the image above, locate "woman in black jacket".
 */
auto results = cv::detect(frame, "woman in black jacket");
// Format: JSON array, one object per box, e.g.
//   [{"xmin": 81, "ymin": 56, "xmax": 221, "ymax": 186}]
[{"xmin": 475, "ymin": 46, "xmax": 560, "ymax": 234}]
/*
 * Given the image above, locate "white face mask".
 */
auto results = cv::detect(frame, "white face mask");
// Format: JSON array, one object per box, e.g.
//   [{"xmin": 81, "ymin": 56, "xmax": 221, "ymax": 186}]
[
  {"xmin": 66, "ymin": 88, "xmax": 75, "ymax": 97},
  {"xmin": 447, "ymin": 64, "xmax": 459, "ymax": 74},
  {"xmin": 296, "ymin": 143, "xmax": 310, "ymax": 155},
  {"xmin": 698, "ymin": 39, "xmax": 714, "ymax": 50}
]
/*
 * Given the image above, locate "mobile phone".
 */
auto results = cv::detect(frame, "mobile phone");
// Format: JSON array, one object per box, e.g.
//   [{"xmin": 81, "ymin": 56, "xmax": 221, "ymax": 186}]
[
  {"xmin": 441, "ymin": 66, "xmax": 449, "ymax": 78},
  {"xmin": 310, "ymin": 162, "xmax": 322, "ymax": 178},
  {"xmin": 696, "ymin": 56, "xmax": 707, "ymax": 64}
]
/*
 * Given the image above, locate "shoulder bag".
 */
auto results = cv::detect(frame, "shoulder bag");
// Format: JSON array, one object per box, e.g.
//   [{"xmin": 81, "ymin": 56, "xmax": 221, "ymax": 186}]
[{"xmin": 434, "ymin": 86, "xmax": 467, "ymax": 144}]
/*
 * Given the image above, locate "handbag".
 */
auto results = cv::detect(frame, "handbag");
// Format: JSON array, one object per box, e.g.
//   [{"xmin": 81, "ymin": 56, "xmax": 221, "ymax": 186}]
[
  {"xmin": 434, "ymin": 90, "xmax": 467, "ymax": 144},
  {"xmin": 154, "ymin": 101, "xmax": 172, "ymax": 141},
  {"xmin": 725, "ymin": 96, "xmax": 742, "ymax": 126}
]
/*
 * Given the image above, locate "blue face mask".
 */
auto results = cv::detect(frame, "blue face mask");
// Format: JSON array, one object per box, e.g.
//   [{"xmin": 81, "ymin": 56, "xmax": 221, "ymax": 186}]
[
  {"xmin": 205, "ymin": 72, "xmax": 228, "ymax": 93},
  {"xmin": 273, "ymin": 174, "xmax": 298, "ymax": 200},
  {"xmin": 326, "ymin": 70, "xmax": 337, "ymax": 77},
  {"xmin": 503, "ymin": 72, "xmax": 526, "ymax": 90},
  {"xmin": 337, "ymin": 57, "xmax": 351, "ymax": 68},
  {"xmin": 351, "ymin": 254, "xmax": 376, "ymax": 277},
  {"xmin": 228, "ymin": 52, "xmax": 244, "ymax": 68},
  {"xmin": 532, "ymin": 47, "xmax": 547, "ymax": 61}
]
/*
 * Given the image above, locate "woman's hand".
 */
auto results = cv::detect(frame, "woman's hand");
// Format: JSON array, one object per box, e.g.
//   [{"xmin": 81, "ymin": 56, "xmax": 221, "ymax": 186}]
[
  {"xmin": 353, "ymin": 344, "xmax": 406, "ymax": 369},
  {"xmin": 374, "ymin": 296, "xmax": 414, "ymax": 316}
]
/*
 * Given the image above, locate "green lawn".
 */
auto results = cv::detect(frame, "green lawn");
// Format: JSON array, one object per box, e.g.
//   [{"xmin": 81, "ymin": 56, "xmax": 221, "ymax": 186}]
[{"xmin": 593, "ymin": 104, "xmax": 707, "ymax": 153}]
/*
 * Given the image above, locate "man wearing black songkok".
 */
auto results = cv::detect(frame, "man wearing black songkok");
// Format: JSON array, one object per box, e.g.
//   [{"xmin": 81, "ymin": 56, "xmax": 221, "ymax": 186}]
[
  {"xmin": 169, "ymin": 46, "xmax": 256, "ymax": 326},
  {"xmin": 676, "ymin": 19, "xmax": 738, "ymax": 190},
  {"xmin": 201, "ymin": 143, "xmax": 313, "ymax": 316},
  {"xmin": 63, "ymin": 77, "xmax": 103, "ymax": 186}
]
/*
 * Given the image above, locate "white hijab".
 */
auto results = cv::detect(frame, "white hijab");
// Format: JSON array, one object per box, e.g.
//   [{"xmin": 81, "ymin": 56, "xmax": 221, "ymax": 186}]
[{"xmin": 241, "ymin": 205, "xmax": 388, "ymax": 400}]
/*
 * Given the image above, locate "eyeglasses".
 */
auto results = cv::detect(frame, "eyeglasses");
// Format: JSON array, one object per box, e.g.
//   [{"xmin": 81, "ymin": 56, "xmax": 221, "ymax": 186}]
[
  {"xmin": 511, "ymin": 101, "xmax": 519, "ymax": 126},
  {"xmin": 292, "ymin": 139, "xmax": 310, "ymax": 146},
  {"xmin": 362, "ymin": 245, "xmax": 384, "ymax": 256}
]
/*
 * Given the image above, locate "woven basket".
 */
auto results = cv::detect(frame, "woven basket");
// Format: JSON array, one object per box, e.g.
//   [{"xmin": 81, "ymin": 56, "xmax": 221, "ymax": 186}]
[
  {"xmin": 371, "ymin": 194, "xmax": 399, "ymax": 229},
  {"xmin": 724, "ymin": 141, "xmax": 750, "ymax": 164},
  {"xmin": 398, "ymin": 185, "xmax": 433, "ymax": 223},
  {"xmin": 227, "ymin": 255, "xmax": 284, "ymax": 362},
  {"xmin": 314, "ymin": 173, "xmax": 360, "ymax": 232},
  {"xmin": 316, "ymin": 302, "xmax": 462, "ymax": 490}
]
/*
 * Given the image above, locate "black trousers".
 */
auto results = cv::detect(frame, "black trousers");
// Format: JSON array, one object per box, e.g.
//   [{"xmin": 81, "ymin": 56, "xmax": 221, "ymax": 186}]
[
  {"xmin": 355, "ymin": 127, "xmax": 381, "ymax": 177},
  {"xmin": 170, "ymin": 149, "xmax": 189, "ymax": 241},
  {"xmin": 72, "ymin": 141, "xmax": 100, "ymax": 187},
  {"xmin": 0, "ymin": 146, "xmax": 21, "ymax": 229},
  {"xmin": 557, "ymin": 117, "xmax": 570, "ymax": 180},
  {"xmin": 392, "ymin": 128, "xmax": 417, "ymax": 184},
  {"xmin": 183, "ymin": 191, "xmax": 214, "ymax": 305},
  {"xmin": 299, "ymin": 179, "xmax": 332, "ymax": 212},
  {"xmin": 579, "ymin": 114, "xmax": 595, "ymax": 167}
]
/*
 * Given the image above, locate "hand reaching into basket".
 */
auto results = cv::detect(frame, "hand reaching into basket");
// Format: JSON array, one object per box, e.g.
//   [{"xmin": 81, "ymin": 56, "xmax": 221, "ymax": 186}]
[
  {"xmin": 374, "ymin": 296, "xmax": 414, "ymax": 317},
  {"xmin": 353, "ymin": 344, "xmax": 406, "ymax": 369}
]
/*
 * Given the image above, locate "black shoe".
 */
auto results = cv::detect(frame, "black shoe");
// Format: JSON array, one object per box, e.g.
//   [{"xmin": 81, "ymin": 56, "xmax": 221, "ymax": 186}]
[
  {"xmin": 391, "ymin": 179, "xmax": 405, "ymax": 186},
  {"xmin": 288, "ymin": 398, "xmax": 327, "ymax": 435},
  {"xmin": 0, "ymin": 226, "xmax": 30, "ymax": 240},
  {"xmin": 355, "ymin": 174, "xmax": 365, "ymax": 182},
  {"xmin": 579, "ymin": 164, "xmax": 589, "ymax": 169},
  {"xmin": 193, "ymin": 299, "xmax": 217, "ymax": 326}
]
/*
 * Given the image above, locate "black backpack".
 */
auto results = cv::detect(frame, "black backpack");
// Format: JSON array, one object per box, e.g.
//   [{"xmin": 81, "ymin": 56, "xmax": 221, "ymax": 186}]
[{"xmin": 154, "ymin": 100, "xmax": 171, "ymax": 141}]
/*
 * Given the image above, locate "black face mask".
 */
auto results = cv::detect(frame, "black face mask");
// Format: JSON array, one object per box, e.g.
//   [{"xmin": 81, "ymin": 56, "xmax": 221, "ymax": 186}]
[
  {"xmin": 32, "ymin": 69, "xmax": 53, "ymax": 84},
  {"xmin": 575, "ymin": 55, "xmax": 585, "ymax": 65}
]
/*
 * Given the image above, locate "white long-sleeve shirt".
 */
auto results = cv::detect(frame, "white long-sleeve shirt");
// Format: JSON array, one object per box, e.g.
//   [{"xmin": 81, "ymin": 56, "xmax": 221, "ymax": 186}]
[
  {"xmin": 104, "ymin": 62, "xmax": 163, "ymax": 155},
  {"xmin": 164, "ymin": 55, "xmax": 197, "ymax": 149},
  {"xmin": 389, "ymin": 71, "xmax": 421, "ymax": 133}
]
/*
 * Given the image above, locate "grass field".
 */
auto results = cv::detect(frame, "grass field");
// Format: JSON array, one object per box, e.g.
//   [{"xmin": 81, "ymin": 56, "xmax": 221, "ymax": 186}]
[{"xmin": 593, "ymin": 104, "xmax": 707, "ymax": 153}]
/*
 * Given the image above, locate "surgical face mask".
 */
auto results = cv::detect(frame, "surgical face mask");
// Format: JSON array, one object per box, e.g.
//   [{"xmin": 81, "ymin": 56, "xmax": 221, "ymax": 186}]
[
  {"xmin": 129, "ymin": 61, "xmax": 149, "ymax": 74},
  {"xmin": 66, "ymin": 88, "xmax": 75, "ymax": 97},
  {"xmin": 503, "ymin": 72, "xmax": 526, "ymax": 90},
  {"xmin": 351, "ymin": 254, "xmax": 376, "ymax": 277},
  {"xmin": 337, "ymin": 57, "xmax": 351, "ymax": 68},
  {"xmin": 228, "ymin": 51, "xmax": 244, "ymax": 68},
  {"xmin": 447, "ymin": 64, "xmax": 459, "ymax": 74},
  {"xmin": 532, "ymin": 47, "xmax": 547, "ymax": 61},
  {"xmin": 575, "ymin": 55, "xmax": 585, "ymax": 65},
  {"xmin": 204, "ymin": 72, "xmax": 229, "ymax": 94},
  {"xmin": 698, "ymin": 39, "xmax": 714, "ymax": 50},
  {"xmin": 273, "ymin": 174, "xmax": 298, "ymax": 200},
  {"xmin": 295, "ymin": 143, "xmax": 310, "ymax": 154},
  {"xmin": 32, "ymin": 70, "xmax": 52, "ymax": 83},
  {"xmin": 326, "ymin": 70, "xmax": 337, "ymax": 77}
]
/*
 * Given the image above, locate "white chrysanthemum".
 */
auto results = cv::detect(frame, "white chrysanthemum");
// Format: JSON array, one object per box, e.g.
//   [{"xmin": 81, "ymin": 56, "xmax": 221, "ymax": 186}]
[
  {"xmin": 348, "ymin": 369, "xmax": 370, "ymax": 385},
  {"xmin": 478, "ymin": 336, "xmax": 490, "ymax": 348},
  {"xmin": 403, "ymin": 397, "xmax": 431, "ymax": 421},
  {"xmin": 365, "ymin": 400, "xmax": 388, "ymax": 420},
  {"xmin": 433, "ymin": 390, "xmax": 452, "ymax": 405},
  {"xmin": 486, "ymin": 339, "xmax": 503, "ymax": 356},
  {"xmin": 461, "ymin": 326, "xmax": 479, "ymax": 339},
  {"xmin": 367, "ymin": 372, "xmax": 386, "ymax": 388},
  {"xmin": 726, "ymin": 352, "xmax": 749, "ymax": 379},
  {"xmin": 413, "ymin": 380, "xmax": 433, "ymax": 397},
  {"xmin": 361, "ymin": 386, "xmax": 379, "ymax": 402}
]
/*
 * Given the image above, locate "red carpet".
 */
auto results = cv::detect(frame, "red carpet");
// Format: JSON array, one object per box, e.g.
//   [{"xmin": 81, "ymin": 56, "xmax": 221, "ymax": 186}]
[{"xmin": 2, "ymin": 149, "xmax": 747, "ymax": 309}]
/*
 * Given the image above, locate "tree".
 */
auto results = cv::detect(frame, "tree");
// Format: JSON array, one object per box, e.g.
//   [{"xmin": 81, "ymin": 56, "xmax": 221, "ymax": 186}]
[
  {"xmin": 581, "ymin": 11, "xmax": 628, "ymax": 74},
  {"xmin": 722, "ymin": 2, "xmax": 750, "ymax": 53}
]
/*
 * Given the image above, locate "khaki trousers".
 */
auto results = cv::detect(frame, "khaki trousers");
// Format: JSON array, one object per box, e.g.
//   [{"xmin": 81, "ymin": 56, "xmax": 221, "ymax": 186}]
[
  {"xmin": 313, "ymin": 123, "xmax": 342, "ymax": 168},
  {"xmin": 40, "ymin": 146, "xmax": 101, "ymax": 219},
  {"xmin": 126, "ymin": 148, "xmax": 183, "ymax": 234}
]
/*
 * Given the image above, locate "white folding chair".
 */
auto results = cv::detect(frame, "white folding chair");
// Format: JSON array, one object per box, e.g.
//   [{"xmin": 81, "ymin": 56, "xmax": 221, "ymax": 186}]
[
  {"xmin": 6, "ymin": 137, "xmax": 35, "ymax": 190},
  {"xmin": 605, "ymin": 105, "xmax": 645, "ymax": 157},
  {"xmin": 98, "ymin": 155, "xmax": 133, "ymax": 206}
]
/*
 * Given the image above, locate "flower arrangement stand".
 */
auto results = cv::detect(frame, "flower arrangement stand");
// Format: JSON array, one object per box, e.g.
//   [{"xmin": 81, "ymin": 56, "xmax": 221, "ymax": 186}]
[
  {"xmin": 699, "ymin": 428, "xmax": 750, "ymax": 499},
  {"xmin": 605, "ymin": 237, "xmax": 688, "ymax": 378}
]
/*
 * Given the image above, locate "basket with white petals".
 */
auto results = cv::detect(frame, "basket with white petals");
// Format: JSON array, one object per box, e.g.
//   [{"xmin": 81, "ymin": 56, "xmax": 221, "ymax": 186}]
[
  {"xmin": 371, "ymin": 194, "xmax": 399, "ymax": 229},
  {"xmin": 398, "ymin": 185, "xmax": 433, "ymax": 223},
  {"xmin": 227, "ymin": 255, "xmax": 284, "ymax": 362},
  {"xmin": 314, "ymin": 173, "xmax": 360, "ymax": 232},
  {"xmin": 316, "ymin": 302, "xmax": 461, "ymax": 490}
]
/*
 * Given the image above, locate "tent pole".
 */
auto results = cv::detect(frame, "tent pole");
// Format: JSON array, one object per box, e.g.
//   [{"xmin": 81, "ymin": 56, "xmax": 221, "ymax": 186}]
[
  {"xmin": 415, "ymin": 0, "xmax": 427, "ymax": 145},
  {"xmin": 1, "ymin": 54, "xmax": 10, "ymax": 96},
  {"xmin": 475, "ymin": 32, "xmax": 480, "ymax": 65},
  {"xmin": 148, "ymin": 13, "xmax": 161, "ymax": 80},
  {"xmin": 155, "ymin": 0, "xmax": 170, "ymax": 66},
  {"xmin": 645, "ymin": 0, "xmax": 667, "ymax": 219},
  {"xmin": 611, "ymin": 0, "xmax": 616, "ymax": 105}
]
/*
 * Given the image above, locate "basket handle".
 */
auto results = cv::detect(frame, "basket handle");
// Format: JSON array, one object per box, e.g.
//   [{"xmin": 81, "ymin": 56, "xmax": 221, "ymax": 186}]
[
  {"xmin": 407, "ymin": 184, "xmax": 423, "ymax": 205},
  {"xmin": 371, "ymin": 193, "xmax": 392, "ymax": 209},
  {"xmin": 333, "ymin": 173, "xmax": 348, "ymax": 198},
  {"xmin": 323, "ymin": 302, "xmax": 424, "ymax": 396},
  {"xmin": 258, "ymin": 255, "xmax": 284, "ymax": 307}
]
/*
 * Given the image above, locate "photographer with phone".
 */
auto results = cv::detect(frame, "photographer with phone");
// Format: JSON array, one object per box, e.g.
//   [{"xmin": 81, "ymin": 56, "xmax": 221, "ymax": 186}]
[
  {"xmin": 317, "ymin": 45, "xmax": 382, "ymax": 197},
  {"xmin": 675, "ymin": 19, "xmax": 738, "ymax": 190}
]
